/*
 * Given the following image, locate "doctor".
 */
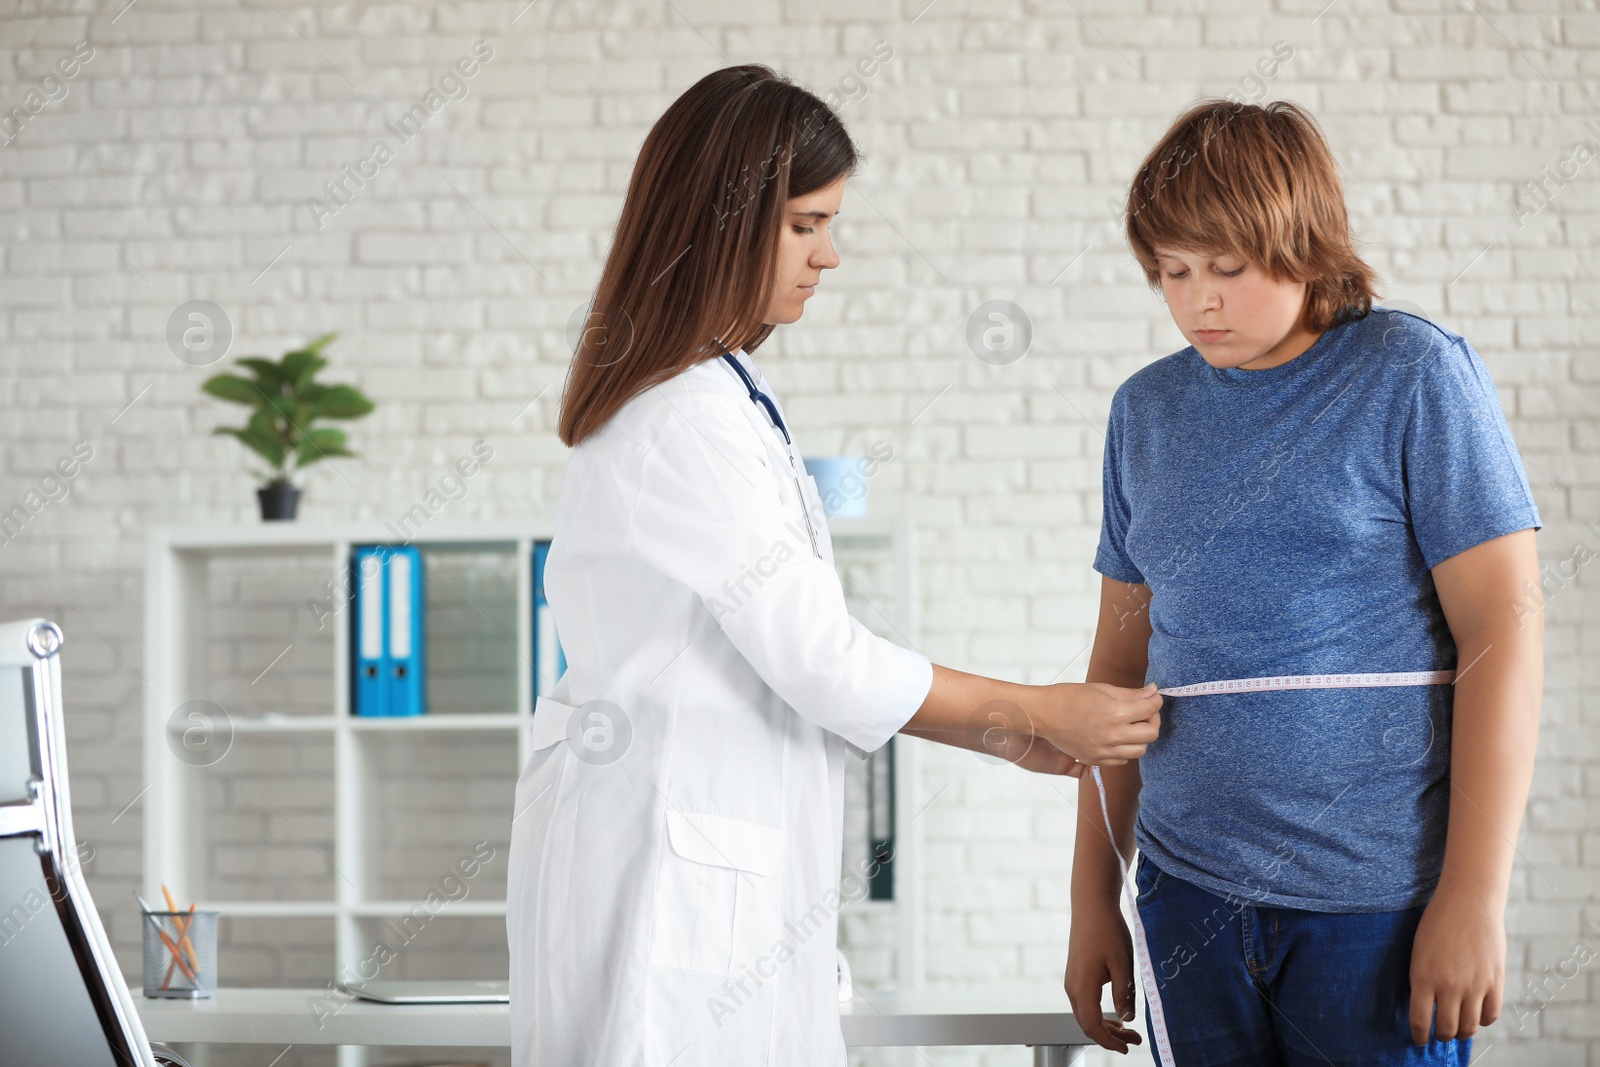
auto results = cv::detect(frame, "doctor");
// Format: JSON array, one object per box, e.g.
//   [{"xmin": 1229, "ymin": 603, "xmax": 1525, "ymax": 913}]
[{"xmin": 507, "ymin": 64, "xmax": 1162, "ymax": 1066}]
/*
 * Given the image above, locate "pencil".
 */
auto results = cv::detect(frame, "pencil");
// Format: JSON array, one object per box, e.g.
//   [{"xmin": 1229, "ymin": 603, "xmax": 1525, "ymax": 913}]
[
  {"xmin": 161, "ymin": 884, "xmax": 202, "ymax": 974},
  {"xmin": 157, "ymin": 925, "xmax": 196, "ymax": 987}
]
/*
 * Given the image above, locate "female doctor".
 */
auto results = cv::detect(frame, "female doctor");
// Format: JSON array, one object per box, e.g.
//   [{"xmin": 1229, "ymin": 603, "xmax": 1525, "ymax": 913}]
[{"xmin": 507, "ymin": 65, "xmax": 1163, "ymax": 1066}]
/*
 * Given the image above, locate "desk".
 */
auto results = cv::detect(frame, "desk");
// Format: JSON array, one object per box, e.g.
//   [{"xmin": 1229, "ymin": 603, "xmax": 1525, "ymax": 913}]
[{"xmin": 136, "ymin": 986, "xmax": 1092, "ymax": 1065}]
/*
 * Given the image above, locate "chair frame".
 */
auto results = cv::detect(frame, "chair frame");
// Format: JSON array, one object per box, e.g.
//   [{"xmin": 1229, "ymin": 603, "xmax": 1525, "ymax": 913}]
[{"xmin": 0, "ymin": 617, "xmax": 190, "ymax": 1067}]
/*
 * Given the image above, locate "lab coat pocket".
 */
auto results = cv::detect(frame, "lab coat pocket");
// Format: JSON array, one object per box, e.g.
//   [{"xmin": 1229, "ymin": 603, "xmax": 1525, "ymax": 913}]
[{"xmin": 651, "ymin": 810, "xmax": 780, "ymax": 977}]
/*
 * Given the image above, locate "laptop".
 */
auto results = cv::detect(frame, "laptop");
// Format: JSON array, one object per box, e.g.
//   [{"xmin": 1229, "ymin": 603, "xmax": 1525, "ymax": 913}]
[{"xmin": 341, "ymin": 979, "xmax": 510, "ymax": 1004}]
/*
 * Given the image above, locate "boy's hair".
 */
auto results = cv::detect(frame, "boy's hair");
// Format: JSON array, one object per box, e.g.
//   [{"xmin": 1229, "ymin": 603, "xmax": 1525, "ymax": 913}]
[{"xmin": 1124, "ymin": 99, "xmax": 1379, "ymax": 332}]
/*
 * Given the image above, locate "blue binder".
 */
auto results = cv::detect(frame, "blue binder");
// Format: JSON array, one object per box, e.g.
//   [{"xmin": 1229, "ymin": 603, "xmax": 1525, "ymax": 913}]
[
  {"xmin": 532, "ymin": 541, "xmax": 565, "ymax": 700},
  {"xmin": 352, "ymin": 548, "xmax": 386, "ymax": 716},
  {"xmin": 351, "ymin": 545, "xmax": 426, "ymax": 716}
]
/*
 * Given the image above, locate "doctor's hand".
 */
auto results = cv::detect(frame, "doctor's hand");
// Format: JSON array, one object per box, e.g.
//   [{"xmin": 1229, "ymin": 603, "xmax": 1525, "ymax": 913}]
[
  {"xmin": 1032, "ymin": 682, "xmax": 1162, "ymax": 767},
  {"xmin": 902, "ymin": 667, "xmax": 1159, "ymax": 771},
  {"xmin": 992, "ymin": 733, "xmax": 1088, "ymax": 777}
]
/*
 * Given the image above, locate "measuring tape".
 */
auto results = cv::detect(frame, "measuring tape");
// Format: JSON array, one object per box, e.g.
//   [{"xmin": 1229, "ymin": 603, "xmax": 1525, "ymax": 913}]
[
  {"xmin": 1089, "ymin": 668, "xmax": 1456, "ymax": 1065},
  {"xmin": 1156, "ymin": 669, "xmax": 1455, "ymax": 698}
]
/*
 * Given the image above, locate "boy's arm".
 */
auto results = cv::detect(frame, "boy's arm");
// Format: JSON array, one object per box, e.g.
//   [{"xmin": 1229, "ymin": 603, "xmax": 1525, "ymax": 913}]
[
  {"xmin": 1065, "ymin": 576, "xmax": 1154, "ymax": 1053},
  {"xmin": 1408, "ymin": 528, "xmax": 1543, "ymax": 1045},
  {"xmin": 1076, "ymin": 577, "xmax": 1152, "ymax": 867}
]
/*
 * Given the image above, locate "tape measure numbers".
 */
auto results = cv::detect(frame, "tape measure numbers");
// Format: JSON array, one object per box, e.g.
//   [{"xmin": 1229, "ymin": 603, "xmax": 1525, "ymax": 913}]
[
  {"xmin": 1157, "ymin": 669, "xmax": 1455, "ymax": 698},
  {"xmin": 1089, "ymin": 669, "xmax": 1457, "ymax": 1066}
]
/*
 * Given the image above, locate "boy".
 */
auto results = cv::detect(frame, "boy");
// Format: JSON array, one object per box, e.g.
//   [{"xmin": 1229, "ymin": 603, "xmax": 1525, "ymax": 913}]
[{"xmin": 1064, "ymin": 99, "xmax": 1544, "ymax": 1066}]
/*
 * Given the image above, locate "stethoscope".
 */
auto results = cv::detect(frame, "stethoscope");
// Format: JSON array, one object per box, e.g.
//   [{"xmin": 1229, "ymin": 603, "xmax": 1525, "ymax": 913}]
[
  {"xmin": 716, "ymin": 345, "xmax": 821, "ymax": 559},
  {"xmin": 719, "ymin": 349, "xmax": 791, "ymax": 445}
]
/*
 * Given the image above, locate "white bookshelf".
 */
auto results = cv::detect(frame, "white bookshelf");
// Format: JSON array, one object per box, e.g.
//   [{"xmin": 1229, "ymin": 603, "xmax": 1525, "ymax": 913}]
[{"xmin": 143, "ymin": 517, "xmax": 922, "ymax": 1065}]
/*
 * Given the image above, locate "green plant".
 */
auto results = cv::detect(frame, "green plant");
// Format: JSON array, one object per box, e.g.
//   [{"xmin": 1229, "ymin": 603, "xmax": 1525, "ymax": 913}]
[{"xmin": 202, "ymin": 332, "xmax": 374, "ymax": 486}]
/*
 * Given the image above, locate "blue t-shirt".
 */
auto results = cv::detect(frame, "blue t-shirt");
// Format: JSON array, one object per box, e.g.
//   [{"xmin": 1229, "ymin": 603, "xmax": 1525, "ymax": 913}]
[{"xmin": 1094, "ymin": 307, "xmax": 1541, "ymax": 912}]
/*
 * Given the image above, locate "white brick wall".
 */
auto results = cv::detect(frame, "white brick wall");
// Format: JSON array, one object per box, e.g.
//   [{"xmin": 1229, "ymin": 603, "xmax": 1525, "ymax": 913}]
[{"xmin": 2, "ymin": 1, "xmax": 1596, "ymax": 1064}]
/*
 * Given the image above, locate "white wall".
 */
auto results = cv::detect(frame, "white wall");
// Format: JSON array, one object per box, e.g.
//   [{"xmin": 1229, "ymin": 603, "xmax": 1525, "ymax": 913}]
[{"xmin": 1, "ymin": 1, "xmax": 1595, "ymax": 1064}]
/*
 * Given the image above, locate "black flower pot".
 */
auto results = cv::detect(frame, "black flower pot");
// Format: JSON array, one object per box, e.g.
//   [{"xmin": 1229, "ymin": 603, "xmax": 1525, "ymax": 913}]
[{"xmin": 257, "ymin": 482, "xmax": 301, "ymax": 521}]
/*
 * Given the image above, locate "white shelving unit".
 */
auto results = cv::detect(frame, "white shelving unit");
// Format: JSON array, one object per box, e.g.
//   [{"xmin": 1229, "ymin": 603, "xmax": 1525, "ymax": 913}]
[{"xmin": 143, "ymin": 517, "xmax": 922, "ymax": 1065}]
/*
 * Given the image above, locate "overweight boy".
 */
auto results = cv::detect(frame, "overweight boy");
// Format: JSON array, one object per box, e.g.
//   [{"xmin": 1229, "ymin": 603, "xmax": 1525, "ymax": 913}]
[{"xmin": 1064, "ymin": 99, "xmax": 1544, "ymax": 1067}]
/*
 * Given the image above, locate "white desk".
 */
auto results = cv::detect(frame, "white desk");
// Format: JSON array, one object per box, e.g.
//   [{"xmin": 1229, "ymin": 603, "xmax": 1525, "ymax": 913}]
[{"xmin": 136, "ymin": 985, "xmax": 1093, "ymax": 1065}]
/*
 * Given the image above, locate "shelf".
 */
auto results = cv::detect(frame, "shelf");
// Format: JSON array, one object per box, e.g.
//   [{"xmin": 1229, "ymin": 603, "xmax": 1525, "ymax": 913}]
[
  {"xmin": 827, "ymin": 516, "xmax": 900, "ymax": 542},
  {"xmin": 144, "ymin": 516, "xmax": 923, "ymax": 1067},
  {"xmin": 153, "ymin": 517, "xmax": 890, "ymax": 552},
  {"xmin": 172, "ymin": 714, "xmax": 527, "ymax": 733},
  {"xmin": 203, "ymin": 901, "xmax": 341, "ymax": 918},
  {"xmin": 349, "ymin": 900, "xmax": 507, "ymax": 918},
  {"xmin": 158, "ymin": 520, "xmax": 548, "ymax": 553},
  {"xmin": 348, "ymin": 713, "xmax": 523, "ymax": 731},
  {"xmin": 183, "ymin": 900, "xmax": 510, "ymax": 919},
  {"xmin": 196, "ymin": 715, "xmax": 338, "ymax": 733}
]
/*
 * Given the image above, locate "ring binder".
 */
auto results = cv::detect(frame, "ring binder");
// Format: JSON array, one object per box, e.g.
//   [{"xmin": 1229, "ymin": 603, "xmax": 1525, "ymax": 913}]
[
  {"xmin": 532, "ymin": 541, "xmax": 565, "ymax": 700},
  {"xmin": 350, "ymin": 545, "xmax": 426, "ymax": 716}
]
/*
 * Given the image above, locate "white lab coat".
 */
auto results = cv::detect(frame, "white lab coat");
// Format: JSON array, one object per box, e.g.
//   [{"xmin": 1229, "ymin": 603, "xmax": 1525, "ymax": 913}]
[{"xmin": 507, "ymin": 351, "xmax": 933, "ymax": 1066}]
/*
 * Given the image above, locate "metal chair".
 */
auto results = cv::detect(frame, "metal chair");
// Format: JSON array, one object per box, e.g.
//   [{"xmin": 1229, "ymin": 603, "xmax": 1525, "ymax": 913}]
[{"xmin": 0, "ymin": 617, "xmax": 192, "ymax": 1067}]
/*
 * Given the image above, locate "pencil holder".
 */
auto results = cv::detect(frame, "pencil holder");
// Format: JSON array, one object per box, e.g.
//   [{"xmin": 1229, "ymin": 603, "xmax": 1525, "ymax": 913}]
[{"xmin": 141, "ymin": 909, "xmax": 218, "ymax": 999}]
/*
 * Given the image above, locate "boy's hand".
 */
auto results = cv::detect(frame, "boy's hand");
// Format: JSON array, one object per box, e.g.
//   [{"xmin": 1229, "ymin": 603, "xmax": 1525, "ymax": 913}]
[
  {"xmin": 1408, "ymin": 882, "xmax": 1506, "ymax": 1044},
  {"xmin": 1065, "ymin": 899, "xmax": 1144, "ymax": 1053}
]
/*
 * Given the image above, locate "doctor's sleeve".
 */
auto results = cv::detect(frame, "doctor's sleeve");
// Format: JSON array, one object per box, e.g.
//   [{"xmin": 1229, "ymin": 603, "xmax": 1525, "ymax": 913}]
[{"xmin": 627, "ymin": 397, "xmax": 933, "ymax": 756}]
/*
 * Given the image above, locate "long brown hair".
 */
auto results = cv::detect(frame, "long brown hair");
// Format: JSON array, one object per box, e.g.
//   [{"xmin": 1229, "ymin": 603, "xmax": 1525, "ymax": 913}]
[
  {"xmin": 558, "ymin": 65, "xmax": 859, "ymax": 447},
  {"xmin": 1124, "ymin": 99, "xmax": 1379, "ymax": 332}
]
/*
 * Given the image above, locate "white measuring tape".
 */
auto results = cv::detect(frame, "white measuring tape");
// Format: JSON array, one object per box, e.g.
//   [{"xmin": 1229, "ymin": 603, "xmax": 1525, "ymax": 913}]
[
  {"xmin": 1090, "ymin": 669, "xmax": 1456, "ymax": 1066},
  {"xmin": 1156, "ymin": 670, "xmax": 1455, "ymax": 698}
]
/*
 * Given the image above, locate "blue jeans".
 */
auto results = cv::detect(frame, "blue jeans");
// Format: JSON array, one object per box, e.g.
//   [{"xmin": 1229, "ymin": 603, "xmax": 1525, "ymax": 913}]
[{"xmin": 1134, "ymin": 853, "xmax": 1473, "ymax": 1067}]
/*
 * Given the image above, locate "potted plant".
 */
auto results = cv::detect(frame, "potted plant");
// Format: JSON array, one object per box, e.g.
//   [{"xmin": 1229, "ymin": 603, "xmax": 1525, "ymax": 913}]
[{"xmin": 202, "ymin": 332, "xmax": 374, "ymax": 521}]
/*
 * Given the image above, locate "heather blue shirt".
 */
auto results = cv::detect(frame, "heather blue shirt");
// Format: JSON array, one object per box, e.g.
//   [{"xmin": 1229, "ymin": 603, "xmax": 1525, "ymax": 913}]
[{"xmin": 1095, "ymin": 308, "xmax": 1541, "ymax": 912}]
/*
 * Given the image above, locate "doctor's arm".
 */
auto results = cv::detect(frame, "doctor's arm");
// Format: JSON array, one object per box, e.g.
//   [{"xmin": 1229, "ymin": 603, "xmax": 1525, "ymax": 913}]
[
  {"xmin": 1406, "ymin": 529, "xmax": 1542, "ymax": 1045},
  {"xmin": 899, "ymin": 664, "xmax": 1161, "ymax": 776},
  {"xmin": 629, "ymin": 394, "xmax": 1162, "ymax": 765}
]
